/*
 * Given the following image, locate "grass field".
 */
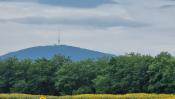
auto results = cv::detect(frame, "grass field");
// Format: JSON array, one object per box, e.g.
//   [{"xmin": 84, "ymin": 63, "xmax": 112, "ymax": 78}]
[{"xmin": 0, "ymin": 93, "xmax": 175, "ymax": 99}]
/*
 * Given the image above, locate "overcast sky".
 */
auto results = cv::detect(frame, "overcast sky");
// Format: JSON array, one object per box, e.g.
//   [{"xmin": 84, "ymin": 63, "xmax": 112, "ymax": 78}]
[{"xmin": 0, "ymin": 0, "xmax": 175, "ymax": 55}]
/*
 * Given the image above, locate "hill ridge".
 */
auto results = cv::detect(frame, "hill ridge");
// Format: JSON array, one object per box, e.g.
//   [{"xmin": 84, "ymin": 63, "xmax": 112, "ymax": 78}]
[{"xmin": 1, "ymin": 45, "xmax": 112, "ymax": 60}]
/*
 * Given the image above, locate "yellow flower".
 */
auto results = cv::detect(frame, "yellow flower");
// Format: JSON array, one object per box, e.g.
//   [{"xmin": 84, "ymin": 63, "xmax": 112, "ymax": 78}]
[{"xmin": 40, "ymin": 96, "xmax": 46, "ymax": 99}]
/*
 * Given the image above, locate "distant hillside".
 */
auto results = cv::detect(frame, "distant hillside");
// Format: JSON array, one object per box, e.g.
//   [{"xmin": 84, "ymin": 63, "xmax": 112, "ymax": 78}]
[{"xmin": 1, "ymin": 45, "xmax": 112, "ymax": 61}]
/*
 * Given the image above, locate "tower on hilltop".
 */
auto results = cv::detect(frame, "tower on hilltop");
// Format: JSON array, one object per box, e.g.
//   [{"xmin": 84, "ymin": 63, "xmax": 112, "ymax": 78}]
[{"xmin": 58, "ymin": 32, "xmax": 61, "ymax": 45}]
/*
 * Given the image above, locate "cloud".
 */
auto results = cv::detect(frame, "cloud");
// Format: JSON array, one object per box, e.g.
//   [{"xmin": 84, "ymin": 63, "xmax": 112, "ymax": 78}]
[
  {"xmin": 0, "ymin": 0, "xmax": 36, "ymax": 2},
  {"xmin": 0, "ymin": 0, "xmax": 117, "ymax": 8},
  {"xmin": 0, "ymin": 16, "xmax": 147, "ymax": 28},
  {"xmin": 158, "ymin": 0, "xmax": 175, "ymax": 8},
  {"xmin": 160, "ymin": 4, "xmax": 175, "ymax": 8},
  {"xmin": 39, "ymin": 0, "xmax": 117, "ymax": 8},
  {"xmin": 0, "ymin": 1, "xmax": 142, "ymax": 28}
]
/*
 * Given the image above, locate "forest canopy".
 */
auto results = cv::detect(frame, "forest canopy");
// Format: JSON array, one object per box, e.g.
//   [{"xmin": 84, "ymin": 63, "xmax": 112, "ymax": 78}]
[{"xmin": 0, "ymin": 52, "xmax": 175, "ymax": 95}]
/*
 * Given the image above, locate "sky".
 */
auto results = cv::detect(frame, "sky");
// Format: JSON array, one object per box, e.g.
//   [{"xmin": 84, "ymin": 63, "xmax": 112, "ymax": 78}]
[{"xmin": 0, "ymin": 0, "xmax": 175, "ymax": 55}]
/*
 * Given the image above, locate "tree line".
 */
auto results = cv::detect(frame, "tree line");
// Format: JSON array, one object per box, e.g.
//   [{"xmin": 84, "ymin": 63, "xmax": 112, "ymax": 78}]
[{"xmin": 0, "ymin": 52, "xmax": 175, "ymax": 95}]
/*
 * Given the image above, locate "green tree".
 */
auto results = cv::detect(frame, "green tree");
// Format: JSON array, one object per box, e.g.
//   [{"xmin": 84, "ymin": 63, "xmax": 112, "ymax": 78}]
[
  {"xmin": 94, "ymin": 53, "xmax": 153, "ymax": 93},
  {"xmin": 55, "ymin": 60, "xmax": 96, "ymax": 95},
  {"xmin": 0, "ymin": 57, "xmax": 19, "ymax": 93},
  {"xmin": 10, "ymin": 59, "xmax": 32, "ymax": 93},
  {"xmin": 148, "ymin": 52, "xmax": 175, "ymax": 93},
  {"xmin": 26, "ymin": 58, "xmax": 56, "ymax": 95}
]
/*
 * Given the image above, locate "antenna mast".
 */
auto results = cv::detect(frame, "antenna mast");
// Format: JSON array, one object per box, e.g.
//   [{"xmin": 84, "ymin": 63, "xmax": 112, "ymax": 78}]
[{"xmin": 58, "ymin": 31, "xmax": 61, "ymax": 45}]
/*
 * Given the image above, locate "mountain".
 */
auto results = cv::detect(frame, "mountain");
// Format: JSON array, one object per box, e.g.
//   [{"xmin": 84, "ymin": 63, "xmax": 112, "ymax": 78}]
[{"xmin": 1, "ymin": 45, "xmax": 112, "ymax": 61}]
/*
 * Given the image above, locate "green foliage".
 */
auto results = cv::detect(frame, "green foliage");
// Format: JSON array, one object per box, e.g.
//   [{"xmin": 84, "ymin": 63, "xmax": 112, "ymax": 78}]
[
  {"xmin": 0, "ymin": 57, "xmax": 19, "ymax": 93},
  {"xmin": 55, "ymin": 59, "xmax": 96, "ymax": 95},
  {"xmin": 93, "ymin": 75, "xmax": 112, "ymax": 93},
  {"xmin": 0, "ymin": 53, "xmax": 175, "ymax": 95},
  {"xmin": 148, "ymin": 52, "xmax": 175, "ymax": 93},
  {"xmin": 73, "ymin": 86, "xmax": 93, "ymax": 94}
]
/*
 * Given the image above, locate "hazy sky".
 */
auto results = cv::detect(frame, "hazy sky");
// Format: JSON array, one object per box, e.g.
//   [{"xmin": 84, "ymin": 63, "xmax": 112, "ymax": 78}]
[{"xmin": 0, "ymin": 0, "xmax": 175, "ymax": 55}]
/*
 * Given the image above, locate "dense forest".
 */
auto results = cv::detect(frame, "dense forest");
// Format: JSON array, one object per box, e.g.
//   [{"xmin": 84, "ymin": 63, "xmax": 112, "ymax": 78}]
[{"xmin": 0, "ymin": 52, "xmax": 175, "ymax": 95}]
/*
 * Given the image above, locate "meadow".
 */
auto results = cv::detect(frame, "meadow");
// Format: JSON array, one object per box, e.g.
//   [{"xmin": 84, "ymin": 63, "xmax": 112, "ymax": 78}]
[{"xmin": 0, "ymin": 93, "xmax": 175, "ymax": 99}]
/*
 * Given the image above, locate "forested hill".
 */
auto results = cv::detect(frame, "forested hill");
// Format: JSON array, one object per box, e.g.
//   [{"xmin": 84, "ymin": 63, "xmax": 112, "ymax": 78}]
[{"xmin": 1, "ymin": 45, "xmax": 112, "ymax": 60}]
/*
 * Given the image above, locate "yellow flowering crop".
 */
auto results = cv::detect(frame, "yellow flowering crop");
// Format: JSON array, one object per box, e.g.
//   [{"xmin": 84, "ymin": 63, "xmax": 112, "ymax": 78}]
[{"xmin": 0, "ymin": 93, "xmax": 175, "ymax": 99}]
